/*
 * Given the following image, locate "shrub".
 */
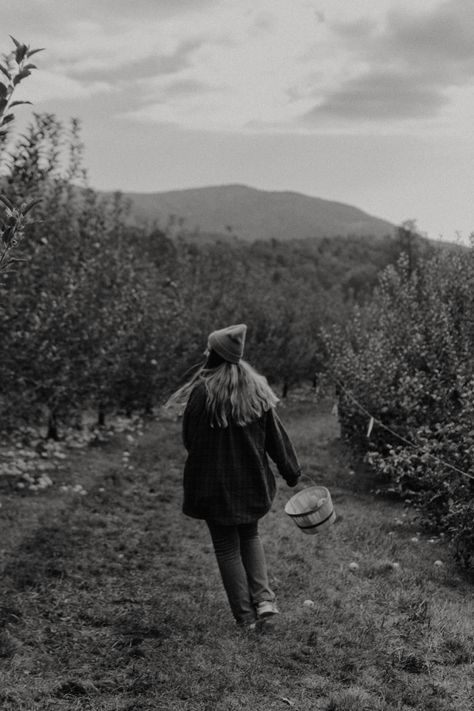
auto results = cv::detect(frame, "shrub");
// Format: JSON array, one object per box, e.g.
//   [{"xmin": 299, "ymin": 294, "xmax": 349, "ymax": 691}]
[
  {"xmin": 0, "ymin": 36, "xmax": 43, "ymax": 281},
  {"xmin": 325, "ymin": 245, "xmax": 474, "ymax": 567}
]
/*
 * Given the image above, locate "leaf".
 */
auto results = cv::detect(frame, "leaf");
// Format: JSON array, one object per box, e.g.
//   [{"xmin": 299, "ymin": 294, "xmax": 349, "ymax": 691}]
[
  {"xmin": 9, "ymin": 36, "xmax": 21, "ymax": 49},
  {"xmin": 1, "ymin": 226, "xmax": 14, "ymax": 245},
  {"xmin": 15, "ymin": 45, "xmax": 28, "ymax": 64},
  {"xmin": 0, "ymin": 82, "xmax": 7, "ymax": 98},
  {"xmin": 9, "ymin": 100, "xmax": 32, "ymax": 108},
  {"xmin": 22, "ymin": 198, "xmax": 42, "ymax": 215},
  {"xmin": 0, "ymin": 64, "xmax": 11, "ymax": 80},
  {"xmin": 367, "ymin": 416, "xmax": 375, "ymax": 438},
  {"xmin": 2, "ymin": 113, "xmax": 15, "ymax": 125},
  {"xmin": 13, "ymin": 70, "xmax": 31, "ymax": 86},
  {"xmin": 27, "ymin": 48, "xmax": 45, "ymax": 58},
  {"xmin": 0, "ymin": 195, "xmax": 13, "ymax": 210}
]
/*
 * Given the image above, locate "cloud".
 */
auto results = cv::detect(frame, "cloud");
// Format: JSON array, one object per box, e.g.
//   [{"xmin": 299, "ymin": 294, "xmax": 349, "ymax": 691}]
[
  {"xmin": 309, "ymin": 71, "xmax": 448, "ymax": 121},
  {"xmin": 302, "ymin": 0, "xmax": 474, "ymax": 127},
  {"xmin": 158, "ymin": 78, "xmax": 212, "ymax": 98},
  {"xmin": 15, "ymin": 71, "xmax": 113, "ymax": 104},
  {"xmin": 384, "ymin": 0, "xmax": 474, "ymax": 63},
  {"xmin": 0, "ymin": 4, "xmax": 215, "ymax": 106},
  {"xmin": 0, "ymin": 2, "xmax": 216, "ymax": 74},
  {"xmin": 84, "ymin": 0, "xmax": 218, "ymax": 18},
  {"xmin": 67, "ymin": 38, "xmax": 205, "ymax": 83},
  {"xmin": 0, "ymin": 0, "xmax": 218, "ymax": 33},
  {"xmin": 3, "ymin": 0, "xmax": 474, "ymax": 133},
  {"xmin": 121, "ymin": 0, "xmax": 326, "ymax": 130}
]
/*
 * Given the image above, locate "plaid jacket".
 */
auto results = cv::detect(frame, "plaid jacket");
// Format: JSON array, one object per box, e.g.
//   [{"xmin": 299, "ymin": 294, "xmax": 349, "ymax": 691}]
[{"xmin": 182, "ymin": 383, "xmax": 301, "ymax": 524}]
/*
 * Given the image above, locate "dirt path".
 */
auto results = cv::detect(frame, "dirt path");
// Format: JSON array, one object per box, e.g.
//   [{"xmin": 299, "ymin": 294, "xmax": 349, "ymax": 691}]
[{"xmin": 0, "ymin": 396, "xmax": 473, "ymax": 711}]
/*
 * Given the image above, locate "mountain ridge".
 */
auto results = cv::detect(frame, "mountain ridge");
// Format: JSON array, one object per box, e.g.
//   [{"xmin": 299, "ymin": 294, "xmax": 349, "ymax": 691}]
[{"xmin": 109, "ymin": 184, "xmax": 396, "ymax": 242}]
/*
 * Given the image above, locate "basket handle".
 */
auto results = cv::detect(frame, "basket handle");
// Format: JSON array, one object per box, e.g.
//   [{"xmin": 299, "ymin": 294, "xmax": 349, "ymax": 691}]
[{"xmin": 297, "ymin": 472, "xmax": 318, "ymax": 488}]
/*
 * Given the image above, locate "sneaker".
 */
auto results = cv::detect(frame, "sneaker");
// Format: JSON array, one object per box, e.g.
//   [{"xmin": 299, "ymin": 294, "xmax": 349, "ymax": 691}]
[
  {"xmin": 256, "ymin": 601, "xmax": 280, "ymax": 619},
  {"xmin": 239, "ymin": 620, "xmax": 257, "ymax": 632}
]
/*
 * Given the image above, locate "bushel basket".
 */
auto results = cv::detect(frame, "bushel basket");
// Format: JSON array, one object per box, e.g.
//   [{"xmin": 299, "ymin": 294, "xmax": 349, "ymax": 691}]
[{"xmin": 285, "ymin": 485, "xmax": 336, "ymax": 535}]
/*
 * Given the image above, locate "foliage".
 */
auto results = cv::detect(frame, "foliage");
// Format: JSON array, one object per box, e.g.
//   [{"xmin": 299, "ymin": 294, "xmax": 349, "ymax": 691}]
[
  {"xmin": 324, "ymin": 244, "xmax": 474, "ymax": 567},
  {"xmin": 0, "ymin": 36, "xmax": 43, "ymax": 280},
  {"xmin": 0, "ymin": 113, "xmax": 148, "ymax": 429},
  {"xmin": 166, "ymin": 232, "xmax": 408, "ymax": 396},
  {"xmin": 0, "ymin": 100, "xmax": 429, "ymax": 436}
]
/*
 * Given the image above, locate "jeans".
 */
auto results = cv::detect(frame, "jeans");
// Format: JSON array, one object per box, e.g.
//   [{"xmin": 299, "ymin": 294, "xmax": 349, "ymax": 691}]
[{"xmin": 206, "ymin": 520, "xmax": 275, "ymax": 625}]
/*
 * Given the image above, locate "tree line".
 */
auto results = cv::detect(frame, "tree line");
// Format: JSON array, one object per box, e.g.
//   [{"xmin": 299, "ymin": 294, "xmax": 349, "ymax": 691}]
[{"xmin": 0, "ymin": 109, "xmax": 398, "ymax": 433}]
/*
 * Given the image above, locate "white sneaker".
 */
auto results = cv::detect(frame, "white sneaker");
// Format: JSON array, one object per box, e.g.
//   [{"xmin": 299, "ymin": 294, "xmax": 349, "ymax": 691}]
[
  {"xmin": 256, "ymin": 601, "xmax": 279, "ymax": 618},
  {"xmin": 239, "ymin": 620, "xmax": 257, "ymax": 632}
]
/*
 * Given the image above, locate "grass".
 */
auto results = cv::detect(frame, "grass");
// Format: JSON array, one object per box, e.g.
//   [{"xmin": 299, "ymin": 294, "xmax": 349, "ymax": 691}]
[{"xmin": 0, "ymin": 391, "xmax": 473, "ymax": 710}]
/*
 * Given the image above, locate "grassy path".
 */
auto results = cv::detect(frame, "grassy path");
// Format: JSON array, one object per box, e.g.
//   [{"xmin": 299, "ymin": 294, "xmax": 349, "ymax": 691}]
[{"xmin": 0, "ymin": 395, "xmax": 473, "ymax": 710}]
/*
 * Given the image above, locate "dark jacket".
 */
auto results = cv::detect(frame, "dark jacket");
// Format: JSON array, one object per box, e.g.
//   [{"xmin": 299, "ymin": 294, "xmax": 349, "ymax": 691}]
[{"xmin": 182, "ymin": 383, "xmax": 301, "ymax": 524}]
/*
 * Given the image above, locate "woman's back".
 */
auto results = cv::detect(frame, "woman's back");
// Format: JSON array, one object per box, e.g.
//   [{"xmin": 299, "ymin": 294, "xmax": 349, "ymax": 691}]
[{"xmin": 182, "ymin": 381, "xmax": 300, "ymax": 524}]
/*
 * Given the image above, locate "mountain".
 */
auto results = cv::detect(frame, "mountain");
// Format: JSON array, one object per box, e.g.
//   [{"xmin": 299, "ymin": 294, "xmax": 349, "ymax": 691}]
[{"xmin": 116, "ymin": 184, "xmax": 395, "ymax": 242}]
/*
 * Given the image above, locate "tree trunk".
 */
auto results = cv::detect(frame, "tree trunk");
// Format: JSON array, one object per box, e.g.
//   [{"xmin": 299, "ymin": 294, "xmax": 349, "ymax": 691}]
[
  {"xmin": 47, "ymin": 410, "xmax": 59, "ymax": 440},
  {"xmin": 281, "ymin": 381, "xmax": 289, "ymax": 399},
  {"xmin": 144, "ymin": 399, "xmax": 153, "ymax": 417},
  {"xmin": 97, "ymin": 403, "xmax": 106, "ymax": 427}
]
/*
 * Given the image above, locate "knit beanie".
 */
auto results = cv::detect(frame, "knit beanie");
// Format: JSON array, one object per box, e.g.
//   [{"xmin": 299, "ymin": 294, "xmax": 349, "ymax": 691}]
[{"xmin": 207, "ymin": 323, "xmax": 247, "ymax": 364}]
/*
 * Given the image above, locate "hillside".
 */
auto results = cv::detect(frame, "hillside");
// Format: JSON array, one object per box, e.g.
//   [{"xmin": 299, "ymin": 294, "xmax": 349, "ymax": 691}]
[{"xmin": 116, "ymin": 184, "xmax": 396, "ymax": 242}]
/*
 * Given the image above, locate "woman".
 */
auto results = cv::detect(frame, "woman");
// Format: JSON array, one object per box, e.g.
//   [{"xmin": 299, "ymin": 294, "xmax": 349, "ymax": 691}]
[{"xmin": 169, "ymin": 323, "xmax": 301, "ymax": 629}]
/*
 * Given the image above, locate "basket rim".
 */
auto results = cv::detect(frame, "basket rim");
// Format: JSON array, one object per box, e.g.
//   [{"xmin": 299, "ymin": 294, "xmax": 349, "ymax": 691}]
[{"xmin": 284, "ymin": 486, "xmax": 331, "ymax": 518}]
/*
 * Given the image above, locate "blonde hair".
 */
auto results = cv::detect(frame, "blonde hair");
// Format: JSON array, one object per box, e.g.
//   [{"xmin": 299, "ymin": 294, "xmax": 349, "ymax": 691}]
[{"xmin": 167, "ymin": 359, "xmax": 279, "ymax": 427}]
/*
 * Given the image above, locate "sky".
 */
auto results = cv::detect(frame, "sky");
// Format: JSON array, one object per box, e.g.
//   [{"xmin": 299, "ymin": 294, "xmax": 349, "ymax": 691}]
[{"xmin": 2, "ymin": 0, "xmax": 474, "ymax": 242}]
